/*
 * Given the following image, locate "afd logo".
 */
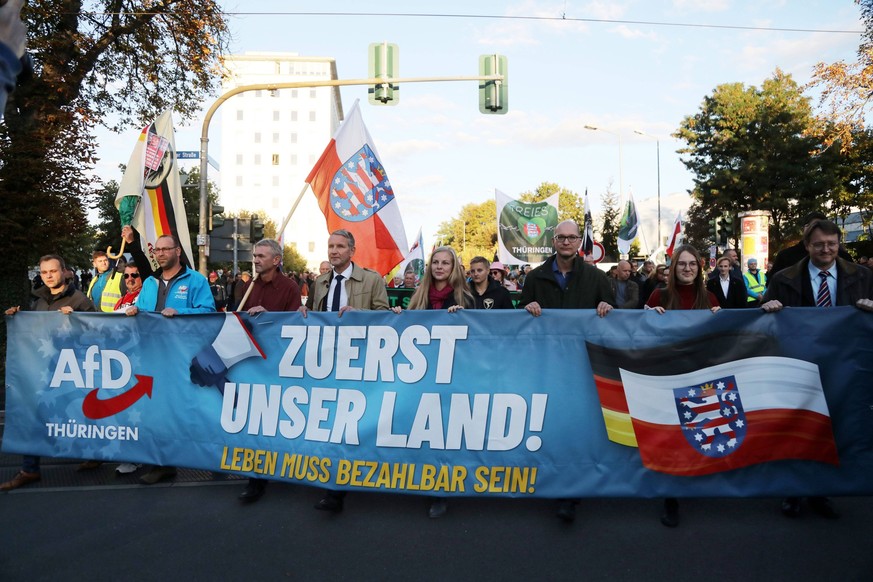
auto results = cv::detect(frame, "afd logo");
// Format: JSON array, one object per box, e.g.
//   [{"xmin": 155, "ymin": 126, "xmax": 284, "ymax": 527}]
[{"xmin": 50, "ymin": 346, "xmax": 153, "ymax": 420}]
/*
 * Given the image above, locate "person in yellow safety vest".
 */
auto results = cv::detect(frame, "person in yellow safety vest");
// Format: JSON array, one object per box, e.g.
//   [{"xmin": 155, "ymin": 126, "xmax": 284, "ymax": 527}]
[
  {"xmin": 743, "ymin": 258, "xmax": 767, "ymax": 306},
  {"xmin": 86, "ymin": 250, "xmax": 124, "ymax": 312}
]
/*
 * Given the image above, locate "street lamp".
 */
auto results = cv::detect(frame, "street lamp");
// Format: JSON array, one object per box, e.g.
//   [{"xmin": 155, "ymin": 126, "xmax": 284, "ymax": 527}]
[
  {"xmin": 634, "ymin": 130, "xmax": 661, "ymax": 246},
  {"xmin": 584, "ymin": 125, "xmax": 623, "ymax": 201}
]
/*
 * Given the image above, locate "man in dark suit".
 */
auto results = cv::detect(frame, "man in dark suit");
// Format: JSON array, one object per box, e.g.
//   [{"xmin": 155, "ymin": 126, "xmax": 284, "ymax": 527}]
[{"xmin": 762, "ymin": 218, "xmax": 873, "ymax": 519}]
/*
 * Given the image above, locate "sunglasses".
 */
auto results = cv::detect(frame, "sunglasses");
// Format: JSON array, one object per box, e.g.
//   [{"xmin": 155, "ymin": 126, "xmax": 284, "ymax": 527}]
[{"xmin": 124, "ymin": 273, "xmax": 141, "ymax": 279}]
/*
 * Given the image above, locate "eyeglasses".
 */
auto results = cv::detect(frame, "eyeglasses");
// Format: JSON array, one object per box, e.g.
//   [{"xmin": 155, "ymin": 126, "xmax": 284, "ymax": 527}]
[
  {"xmin": 123, "ymin": 273, "xmax": 141, "ymax": 279},
  {"xmin": 809, "ymin": 241, "xmax": 839, "ymax": 251},
  {"xmin": 153, "ymin": 246, "xmax": 178, "ymax": 253},
  {"xmin": 555, "ymin": 235, "xmax": 581, "ymax": 244},
  {"xmin": 674, "ymin": 261, "xmax": 699, "ymax": 270}
]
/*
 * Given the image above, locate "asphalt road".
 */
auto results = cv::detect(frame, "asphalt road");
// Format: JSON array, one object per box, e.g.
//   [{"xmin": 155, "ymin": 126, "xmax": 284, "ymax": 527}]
[{"xmin": 1, "ymin": 459, "xmax": 872, "ymax": 581}]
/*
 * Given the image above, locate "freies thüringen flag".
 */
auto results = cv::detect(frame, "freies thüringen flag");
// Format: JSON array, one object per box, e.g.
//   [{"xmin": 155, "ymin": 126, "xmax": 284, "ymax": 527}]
[
  {"xmin": 586, "ymin": 334, "xmax": 838, "ymax": 476},
  {"xmin": 115, "ymin": 109, "xmax": 195, "ymax": 270},
  {"xmin": 305, "ymin": 100, "xmax": 407, "ymax": 275}
]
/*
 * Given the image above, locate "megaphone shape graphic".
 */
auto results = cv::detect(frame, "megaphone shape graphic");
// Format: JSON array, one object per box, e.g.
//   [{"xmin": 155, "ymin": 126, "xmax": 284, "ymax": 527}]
[{"xmin": 190, "ymin": 313, "xmax": 264, "ymax": 393}]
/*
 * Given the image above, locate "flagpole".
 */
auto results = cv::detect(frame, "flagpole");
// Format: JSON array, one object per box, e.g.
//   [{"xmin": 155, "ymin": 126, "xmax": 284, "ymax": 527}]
[
  {"xmin": 236, "ymin": 272, "xmax": 259, "ymax": 312},
  {"xmin": 277, "ymin": 182, "xmax": 311, "ymax": 240}
]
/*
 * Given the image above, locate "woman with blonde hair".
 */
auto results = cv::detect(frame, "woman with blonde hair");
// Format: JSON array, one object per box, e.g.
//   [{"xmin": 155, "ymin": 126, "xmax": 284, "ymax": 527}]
[
  {"xmin": 403, "ymin": 246, "xmax": 473, "ymax": 312},
  {"xmin": 395, "ymin": 246, "xmax": 472, "ymax": 518}
]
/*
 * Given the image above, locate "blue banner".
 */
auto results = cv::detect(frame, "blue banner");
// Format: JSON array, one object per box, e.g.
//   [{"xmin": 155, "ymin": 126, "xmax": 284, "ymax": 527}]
[{"xmin": 4, "ymin": 308, "xmax": 873, "ymax": 498}]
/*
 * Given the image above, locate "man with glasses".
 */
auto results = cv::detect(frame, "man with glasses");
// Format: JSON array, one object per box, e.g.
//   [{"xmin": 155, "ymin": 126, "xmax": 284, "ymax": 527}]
[
  {"xmin": 762, "ymin": 218, "xmax": 873, "ymax": 519},
  {"xmin": 519, "ymin": 220, "xmax": 615, "ymax": 523},
  {"xmin": 114, "ymin": 263, "xmax": 144, "ymax": 311},
  {"xmin": 126, "ymin": 233, "xmax": 215, "ymax": 485}
]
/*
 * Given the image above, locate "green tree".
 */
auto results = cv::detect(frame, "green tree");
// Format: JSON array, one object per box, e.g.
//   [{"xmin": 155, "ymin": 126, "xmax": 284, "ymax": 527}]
[
  {"xmin": 435, "ymin": 199, "xmax": 497, "ymax": 266},
  {"xmin": 809, "ymin": 0, "xmax": 873, "ymax": 150},
  {"xmin": 0, "ymin": 1, "xmax": 229, "ymax": 381},
  {"xmin": 675, "ymin": 69, "xmax": 831, "ymax": 249},
  {"xmin": 518, "ymin": 182, "xmax": 585, "ymax": 225},
  {"xmin": 598, "ymin": 183, "xmax": 620, "ymax": 262}
]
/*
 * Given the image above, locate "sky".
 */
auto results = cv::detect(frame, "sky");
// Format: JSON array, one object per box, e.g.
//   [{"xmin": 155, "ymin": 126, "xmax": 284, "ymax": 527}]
[{"xmin": 94, "ymin": 0, "xmax": 866, "ymax": 256}]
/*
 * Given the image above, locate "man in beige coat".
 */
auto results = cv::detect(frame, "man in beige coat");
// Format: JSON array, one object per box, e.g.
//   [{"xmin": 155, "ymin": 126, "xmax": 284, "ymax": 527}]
[
  {"xmin": 301, "ymin": 229, "xmax": 389, "ymax": 314},
  {"xmin": 299, "ymin": 229, "xmax": 390, "ymax": 514}
]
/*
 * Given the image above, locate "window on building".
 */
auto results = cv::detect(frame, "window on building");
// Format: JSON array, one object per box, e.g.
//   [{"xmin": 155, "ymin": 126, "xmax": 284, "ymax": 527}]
[
  {"xmin": 273, "ymin": 111, "xmax": 280, "ymax": 122},
  {"xmin": 272, "ymin": 175, "xmax": 280, "ymax": 187},
  {"xmin": 290, "ymin": 132, "xmax": 297, "ymax": 144},
  {"xmin": 254, "ymin": 90, "xmax": 262, "ymax": 98},
  {"xmin": 236, "ymin": 176, "xmax": 243, "ymax": 187},
  {"xmin": 236, "ymin": 110, "xmax": 243, "ymax": 121},
  {"xmin": 272, "ymin": 197, "xmax": 279, "ymax": 209},
  {"xmin": 270, "ymin": 89, "xmax": 279, "ymax": 97},
  {"xmin": 291, "ymin": 89, "xmax": 298, "ymax": 98},
  {"xmin": 309, "ymin": 111, "xmax": 316, "ymax": 122},
  {"xmin": 272, "ymin": 132, "xmax": 280, "ymax": 143},
  {"xmin": 291, "ymin": 111, "xmax": 298, "ymax": 122},
  {"xmin": 254, "ymin": 154, "xmax": 261, "ymax": 165},
  {"xmin": 235, "ymin": 154, "xmax": 243, "ymax": 165},
  {"xmin": 310, "ymin": 89, "xmax": 317, "ymax": 98},
  {"xmin": 254, "ymin": 132, "xmax": 261, "ymax": 144},
  {"xmin": 308, "ymin": 242, "xmax": 315, "ymax": 253},
  {"xmin": 272, "ymin": 154, "xmax": 279, "ymax": 165},
  {"xmin": 290, "ymin": 154, "xmax": 297, "ymax": 165}
]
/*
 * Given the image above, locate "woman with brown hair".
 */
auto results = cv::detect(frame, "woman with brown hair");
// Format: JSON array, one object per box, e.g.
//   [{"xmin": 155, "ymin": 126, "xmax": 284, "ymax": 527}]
[{"xmin": 645, "ymin": 244, "xmax": 720, "ymax": 527}]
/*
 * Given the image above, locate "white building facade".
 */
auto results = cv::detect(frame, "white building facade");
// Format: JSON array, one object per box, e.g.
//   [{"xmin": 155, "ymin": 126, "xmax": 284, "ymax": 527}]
[{"xmin": 219, "ymin": 52, "xmax": 344, "ymax": 270}]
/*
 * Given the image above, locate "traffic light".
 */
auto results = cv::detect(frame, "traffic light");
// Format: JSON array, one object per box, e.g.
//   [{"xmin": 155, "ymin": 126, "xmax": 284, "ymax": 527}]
[
  {"xmin": 717, "ymin": 216, "xmax": 734, "ymax": 245},
  {"xmin": 478, "ymin": 54, "xmax": 508, "ymax": 114},
  {"xmin": 209, "ymin": 203, "xmax": 224, "ymax": 232},
  {"xmin": 250, "ymin": 214, "xmax": 264, "ymax": 242},
  {"xmin": 708, "ymin": 218, "xmax": 718, "ymax": 241},
  {"xmin": 368, "ymin": 42, "xmax": 399, "ymax": 105}
]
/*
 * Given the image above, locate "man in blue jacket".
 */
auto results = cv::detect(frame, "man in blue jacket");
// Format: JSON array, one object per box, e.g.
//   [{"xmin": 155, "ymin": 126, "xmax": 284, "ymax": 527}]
[{"xmin": 126, "ymin": 234, "xmax": 215, "ymax": 484}]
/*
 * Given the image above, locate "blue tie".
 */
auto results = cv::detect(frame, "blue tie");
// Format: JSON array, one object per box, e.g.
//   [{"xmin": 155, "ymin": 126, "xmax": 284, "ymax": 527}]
[
  {"xmin": 815, "ymin": 271, "xmax": 832, "ymax": 308},
  {"xmin": 330, "ymin": 274, "xmax": 344, "ymax": 312}
]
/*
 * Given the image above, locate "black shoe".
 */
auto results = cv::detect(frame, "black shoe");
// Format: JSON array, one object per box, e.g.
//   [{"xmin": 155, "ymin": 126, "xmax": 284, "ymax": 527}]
[
  {"xmin": 808, "ymin": 496, "xmax": 839, "ymax": 520},
  {"xmin": 428, "ymin": 498, "xmax": 448, "ymax": 519},
  {"xmin": 315, "ymin": 494, "xmax": 344, "ymax": 513},
  {"xmin": 660, "ymin": 498, "xmax": 679, "ymax": 528},
  {"xmin": 556, "ymin": 500, "xmax": 576, "ymax": 523},
  {"xmin": 781, "ymin": 497, "xmax": 802, "ymax": 518},
  {"xmin": 238, "ymin": 479, "xmax": 266, "ymax": 502}
]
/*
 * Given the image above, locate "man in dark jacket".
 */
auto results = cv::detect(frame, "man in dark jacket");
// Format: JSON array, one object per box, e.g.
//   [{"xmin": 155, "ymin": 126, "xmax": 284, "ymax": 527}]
[
  {"xmin": 469, "ymin": 256, "xmax": 514, "ymax": 309},
  {"xmin": 520, "ymin": 220, "xmax": 615, "ymax": 318},
  {"xmin": 518, "ymin": 220, "xmax": 615, "ymax": 523},
  {"xmin": 1, "ymin": 254, "xmax": 96, "ymax": 491},
  {"xmin": 762, "ymin": 219, "xmax": 873, "ymax": 519}
]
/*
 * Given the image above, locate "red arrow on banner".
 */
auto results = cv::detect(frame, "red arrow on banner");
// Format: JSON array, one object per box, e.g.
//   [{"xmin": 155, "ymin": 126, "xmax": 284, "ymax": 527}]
[{"xmin": 82, "ymin": 375, "xmax": 154, "ymax": 420}]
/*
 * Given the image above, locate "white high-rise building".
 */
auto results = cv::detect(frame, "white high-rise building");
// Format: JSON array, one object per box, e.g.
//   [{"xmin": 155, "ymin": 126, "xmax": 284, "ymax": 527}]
[{"xmin": 219, "ymin": 52, "xmax": 344, "ymax": 270}]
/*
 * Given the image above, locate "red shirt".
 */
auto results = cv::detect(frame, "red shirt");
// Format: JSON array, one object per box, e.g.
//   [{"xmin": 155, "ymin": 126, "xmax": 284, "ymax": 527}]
[{"xmin": 243, "ymin": 270, "xmax": 301, "ymax": 312}]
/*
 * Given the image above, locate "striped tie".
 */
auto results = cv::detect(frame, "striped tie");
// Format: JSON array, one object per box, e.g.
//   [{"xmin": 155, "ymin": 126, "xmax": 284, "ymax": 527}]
[{"xmin": 816, "ymin": 271, "xmax": 832, "ymax": 307}]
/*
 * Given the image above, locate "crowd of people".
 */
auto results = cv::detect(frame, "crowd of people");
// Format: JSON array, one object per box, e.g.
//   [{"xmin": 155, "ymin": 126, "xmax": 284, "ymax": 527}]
[{"xmin": 4, "ymin": 206, "xmax": 873, "ymax": 528}]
